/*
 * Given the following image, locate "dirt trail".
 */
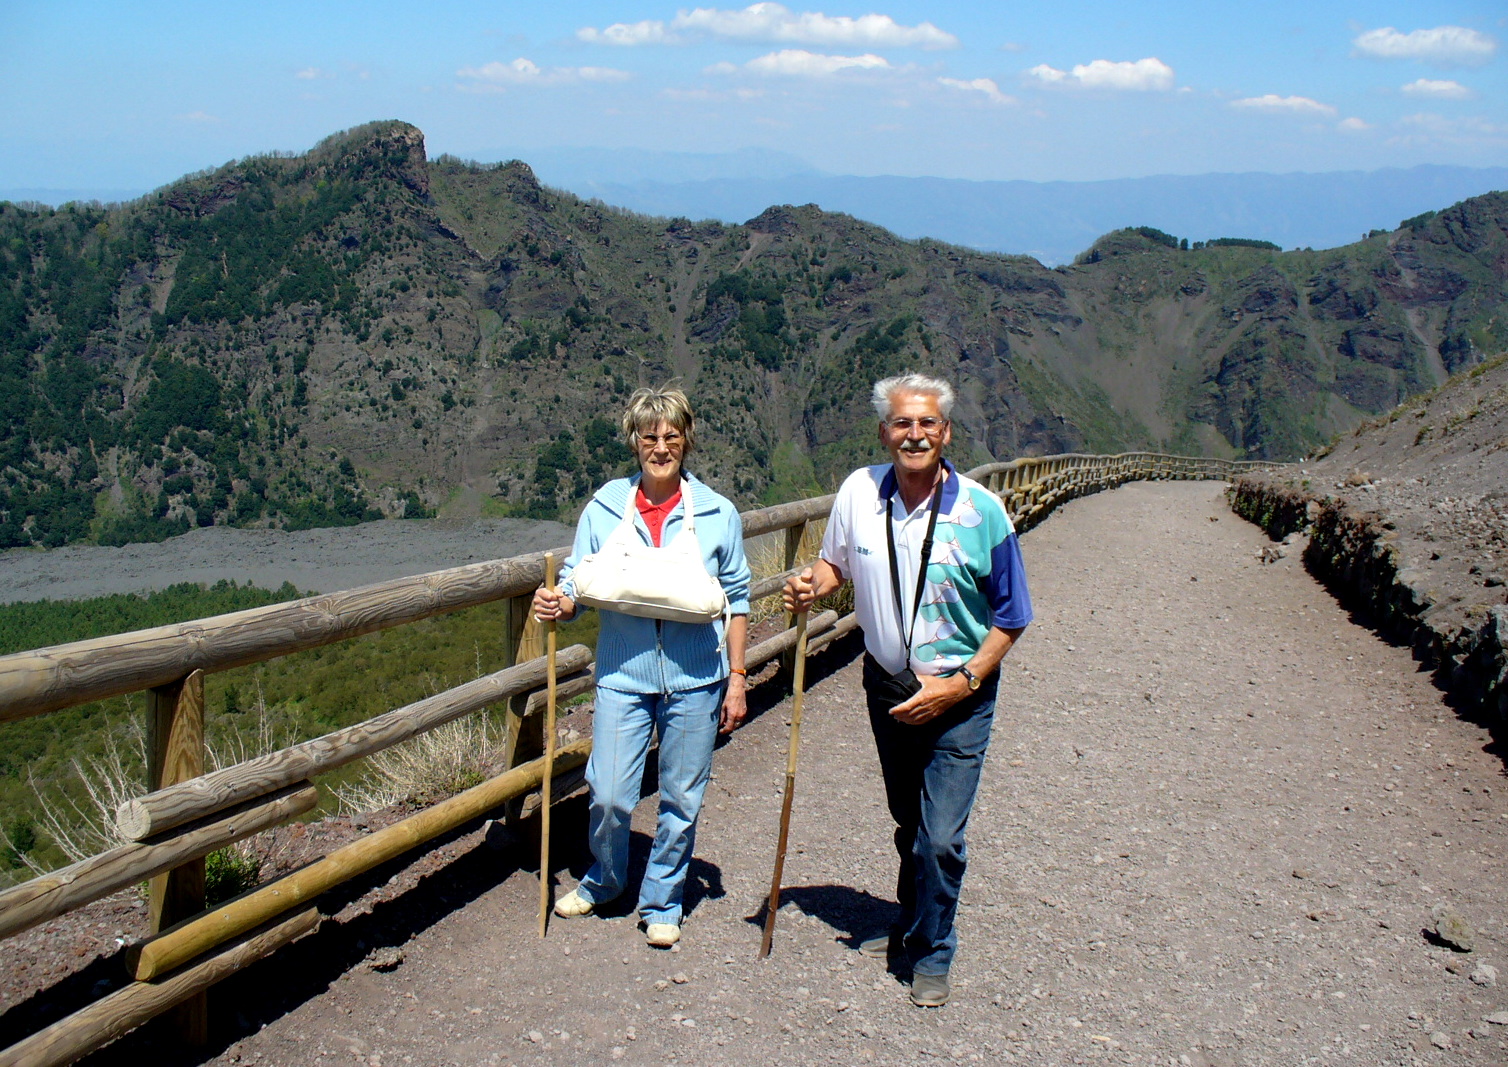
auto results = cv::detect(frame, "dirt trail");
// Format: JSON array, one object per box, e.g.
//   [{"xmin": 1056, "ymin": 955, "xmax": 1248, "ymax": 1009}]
[{"xmin": 67, "ymin": 481, "xmax": 1508, "ymax": 1065}]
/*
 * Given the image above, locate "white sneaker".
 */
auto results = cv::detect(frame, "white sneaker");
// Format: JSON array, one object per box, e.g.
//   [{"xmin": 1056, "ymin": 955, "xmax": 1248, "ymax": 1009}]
[
  {"xmin": 554, "ymin": 889, "xmax": 594, "ymax": 917},
  {"xmin": 645, "ymin": 922, "xmax": 680, "ymax": 947}
]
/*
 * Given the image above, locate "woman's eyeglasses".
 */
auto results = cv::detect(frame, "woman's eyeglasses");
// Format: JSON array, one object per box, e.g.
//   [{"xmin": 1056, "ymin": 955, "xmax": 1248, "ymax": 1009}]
[{"xmin": 636, "ymin": 432, "xmax": 684, "ymax": 447}]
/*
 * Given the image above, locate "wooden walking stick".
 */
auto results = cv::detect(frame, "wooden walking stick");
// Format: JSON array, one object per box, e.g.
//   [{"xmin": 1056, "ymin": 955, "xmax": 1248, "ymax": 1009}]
[
  {"xmin": 759, "ymin": 609, "xmax": 810, "ymax": 958},
  {"xmin": 538, "ymin": 552, "xmax": 559, "ymax": 938}
]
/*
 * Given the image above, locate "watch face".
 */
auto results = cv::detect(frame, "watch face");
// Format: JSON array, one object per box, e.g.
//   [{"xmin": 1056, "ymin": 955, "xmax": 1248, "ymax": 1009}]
[{"xmin": 963, "ymin": 668, "xmax": 980, "ymax": 690}]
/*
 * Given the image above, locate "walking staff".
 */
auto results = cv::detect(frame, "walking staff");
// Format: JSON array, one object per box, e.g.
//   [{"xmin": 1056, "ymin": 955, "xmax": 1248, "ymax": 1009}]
[
  {"xmin": 759, "ymin": 609, "xmax": 809, "ymax": 958},
  {"xmin": 538, "ymin": 552, "xmax": 558, "ymax": 938}
]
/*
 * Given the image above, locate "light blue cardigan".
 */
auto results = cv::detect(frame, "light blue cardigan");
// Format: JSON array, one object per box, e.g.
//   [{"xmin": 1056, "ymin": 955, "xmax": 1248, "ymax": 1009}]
[{"xmin": 559, "ymin": 472, "xmax": 751, "ymax": 694}]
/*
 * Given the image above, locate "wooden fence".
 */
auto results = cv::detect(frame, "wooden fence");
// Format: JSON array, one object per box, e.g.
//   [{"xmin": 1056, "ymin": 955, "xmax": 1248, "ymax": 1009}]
[{"xmin": 0, "ymin": 450, "xmax": 1270, "ymax": 1065}]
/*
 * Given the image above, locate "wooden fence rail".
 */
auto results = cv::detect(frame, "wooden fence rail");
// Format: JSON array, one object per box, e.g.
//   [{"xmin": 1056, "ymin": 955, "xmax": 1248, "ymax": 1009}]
[
  {"xmin": 0, "ymin": 449, "xmax": 1273, "ymax": 1065},
  {"xmin": 115, "ymin": 646, "xmax": 594, "ymax": 841}
]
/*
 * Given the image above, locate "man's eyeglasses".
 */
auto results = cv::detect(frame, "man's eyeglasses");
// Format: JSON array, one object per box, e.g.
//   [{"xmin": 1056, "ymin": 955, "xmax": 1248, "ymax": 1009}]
[
  {"xmin": 636, "ymin": 431, "xmax": 684, "ymax": 448},
  {"xmin": 884, "ymin": 416, "xmax": 947, "ymax": 434}
]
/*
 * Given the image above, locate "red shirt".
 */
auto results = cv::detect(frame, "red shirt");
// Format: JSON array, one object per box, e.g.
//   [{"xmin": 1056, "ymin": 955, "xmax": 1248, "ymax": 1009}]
[{"xmin": 636, "ymin": 486, "xmax": 683, "ymax": 547}]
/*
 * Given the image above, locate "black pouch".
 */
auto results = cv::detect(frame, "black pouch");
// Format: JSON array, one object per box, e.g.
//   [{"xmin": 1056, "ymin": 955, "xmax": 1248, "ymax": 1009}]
[{"xmin": 863, "ymin": 652, "xmax": 922, "ymax": 708}]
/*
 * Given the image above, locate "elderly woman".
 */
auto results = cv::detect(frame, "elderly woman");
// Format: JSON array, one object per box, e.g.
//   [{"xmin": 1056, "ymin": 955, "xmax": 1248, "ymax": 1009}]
[{"xmin": 531, "ymin": 386, "xmax": 750, "ymax": 948}]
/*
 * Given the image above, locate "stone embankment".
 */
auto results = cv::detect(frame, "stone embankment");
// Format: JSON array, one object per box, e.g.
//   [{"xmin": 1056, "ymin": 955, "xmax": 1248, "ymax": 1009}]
[
  {"xmin": 1228, "ymin": 478, "xmax": 1507, "ymax": 721},
  {"xmin": 1228, "ymin": 353, "xmax": 1508, "ymax": 723}
]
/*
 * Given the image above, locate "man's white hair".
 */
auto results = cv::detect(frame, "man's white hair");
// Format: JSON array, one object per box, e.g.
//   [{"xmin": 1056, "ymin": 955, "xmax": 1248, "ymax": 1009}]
[{"xmin": 871, "ymin": 373, "xmax": 956, "ymax": 420}]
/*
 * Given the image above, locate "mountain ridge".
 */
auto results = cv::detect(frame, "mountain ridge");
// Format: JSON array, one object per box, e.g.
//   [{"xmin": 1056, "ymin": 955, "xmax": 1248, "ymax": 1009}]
[
  {"xmin": 12, "ymin": 159, "xmax": 1506, "ymax": 268},
  {"xmin": 0, "ymin": 120, "xmax": 1504, "ymax": 551}
]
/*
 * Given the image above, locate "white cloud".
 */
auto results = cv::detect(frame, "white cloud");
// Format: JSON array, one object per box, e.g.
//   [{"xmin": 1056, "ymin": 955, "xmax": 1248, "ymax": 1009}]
[
  {"xmin": 938, "ymin": 76, "xmax": 1014, "ymax": 105},
  {"xmin": 295, "ymin": 67, "xmax": 324, "ymax": 80},
  {"xmin": 726, "ymin": 49, "xmax": 891, "ymax": 77},
  {"xmin": 579, "ymin": 4, "xmax": 957, "ymax": 50},
  {"xmin": 1353, "ymin": 26, "xmax": 1497, "ymax": 67},
  {"xmin": 1338, "ymin": 117, "xmax": 1373, "ymax": 131},
  {"xmin": 578, "ymin": 66, "xmax": 632, "ymax": 82},
  {"xmin": 681, "ymin": 4, "xmax": 955, "ymax": 49},
  {"xmin": 577, "ymin": 19, "xmax": 676, "ymax": 46},
  {"xmin": 1401, "ymin": 77, "xmax": 1474, "ymax": 99},
  {"xmin": 1398, "ymin": 112, "xmax": 1507, "ymax": 137},
  {"xmin": 1026, "ymin": 57, "xmax": 1174, "ymax": 92},
  {"xmin": 1388, "ymin": 112, "xmax": 1508, "ymax": 152},
  {"xmin": 1231, "ymin": 94, "xmax": 1338, "ymax": 117},
  {"xmin": 181, "ymin": 111, "xmax": 219, "ymax": 123},
  {"xmin": 456, "ymin": 58, "xmax": 629, "ymax": 89}
]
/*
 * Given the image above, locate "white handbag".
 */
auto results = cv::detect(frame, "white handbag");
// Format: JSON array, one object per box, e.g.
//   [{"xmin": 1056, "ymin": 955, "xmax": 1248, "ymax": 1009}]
[{"xmin": 569, "ymin": 479, "xmax": 730, "ymax": 627}]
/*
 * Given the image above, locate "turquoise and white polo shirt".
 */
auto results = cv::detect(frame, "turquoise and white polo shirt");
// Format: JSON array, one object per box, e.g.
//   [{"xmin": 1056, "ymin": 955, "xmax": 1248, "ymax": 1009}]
[{"xmin": 820, "ymin": 460, "xmax": 1033, "ymax": 677}]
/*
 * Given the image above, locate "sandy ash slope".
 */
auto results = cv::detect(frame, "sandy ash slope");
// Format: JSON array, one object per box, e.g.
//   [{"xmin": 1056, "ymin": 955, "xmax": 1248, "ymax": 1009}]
[
  {"xmin": 1232, "ymin": 353, "xmax": 1508, "ymax": 721},
  {"xmin": 1266, "ymin": 353, "xmax": 1507, "ymax": 644},
  {"xmin": 16, "ymin": 480, "xmax": 1499, "ymax": 1067}
]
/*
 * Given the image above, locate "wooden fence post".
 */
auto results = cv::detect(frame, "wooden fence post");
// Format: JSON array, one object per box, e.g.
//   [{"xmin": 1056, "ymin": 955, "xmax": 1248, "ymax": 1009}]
[
  {"xmin": 502, "ymin": 594, "xmax": 546, "ymax": 826},
  {"xmin": 146, "ymin": 669, "xmax": 207, "ymax": 1045}
]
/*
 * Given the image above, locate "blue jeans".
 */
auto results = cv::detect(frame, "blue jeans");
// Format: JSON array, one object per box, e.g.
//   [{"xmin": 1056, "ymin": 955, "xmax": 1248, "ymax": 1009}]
[
  {"xmin": 863, "ymin": 654, "xmax": 997, "ymax": 976},
  {"xmin": 575, "ymin": 682, "xmax": 723, "ymax": 925}
]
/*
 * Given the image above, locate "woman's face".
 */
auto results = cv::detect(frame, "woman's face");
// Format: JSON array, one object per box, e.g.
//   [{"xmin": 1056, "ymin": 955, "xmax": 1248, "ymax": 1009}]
[{"xmin": 634, "ymin": 419, "xmax": 685, "ymax": 483}]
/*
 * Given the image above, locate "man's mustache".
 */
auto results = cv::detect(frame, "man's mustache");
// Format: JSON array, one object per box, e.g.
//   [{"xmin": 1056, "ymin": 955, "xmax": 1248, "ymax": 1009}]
[{"xmin": 898, "ymin": 440, "xmax": 935, "ymax": 453}]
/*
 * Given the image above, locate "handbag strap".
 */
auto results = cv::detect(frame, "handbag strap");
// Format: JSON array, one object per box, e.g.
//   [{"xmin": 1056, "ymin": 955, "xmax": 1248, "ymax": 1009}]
[
  {"xmin": 622, "ymin": 477, "xmax": 695, "ymax": 539},
  {"xmin": 885, "ymin": 470, "xmax": 945, "ymax": 661}
]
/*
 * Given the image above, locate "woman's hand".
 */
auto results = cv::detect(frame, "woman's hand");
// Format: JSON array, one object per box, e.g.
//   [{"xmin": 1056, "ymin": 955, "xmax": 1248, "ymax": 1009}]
[
  {"xmin": 532, "ymin": 586, "xmax": 576, "ymax": 622},
  {"xmin": 719, "ymin": 673, "xmax": 748, "ymax": 734}
]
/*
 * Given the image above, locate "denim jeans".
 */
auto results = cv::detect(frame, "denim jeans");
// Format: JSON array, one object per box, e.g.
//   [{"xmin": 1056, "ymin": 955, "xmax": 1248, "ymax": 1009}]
[
  {"xmin": 863, "ymin": 654, "xmax": 997, "ymax": 976},
  {"xmin": 575, "ymin": 682, "xmax": 724, "ymax": 925}
]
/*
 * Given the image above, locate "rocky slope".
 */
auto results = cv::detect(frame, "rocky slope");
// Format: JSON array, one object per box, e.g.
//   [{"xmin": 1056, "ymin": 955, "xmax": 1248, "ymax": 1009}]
[
  {"xmin": 1230, "ymin": 353, "xmax": 1508, "ymax": 720},
  {"xmin": 1, "ymin": 121, "xmax": 1505, "ymax": 549}
]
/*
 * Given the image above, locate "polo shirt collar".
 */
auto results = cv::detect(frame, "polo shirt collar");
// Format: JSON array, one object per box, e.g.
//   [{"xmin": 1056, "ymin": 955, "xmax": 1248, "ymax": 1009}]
[{"xmin": 878, "ymin": 458, "xmax": 959, "ymax": 515}]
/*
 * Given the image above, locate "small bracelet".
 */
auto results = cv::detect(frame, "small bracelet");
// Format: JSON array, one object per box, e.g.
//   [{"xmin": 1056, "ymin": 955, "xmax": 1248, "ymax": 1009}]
[{"xmin": 729, "ymin": 667, "xmax": 747, "ymax": 676}]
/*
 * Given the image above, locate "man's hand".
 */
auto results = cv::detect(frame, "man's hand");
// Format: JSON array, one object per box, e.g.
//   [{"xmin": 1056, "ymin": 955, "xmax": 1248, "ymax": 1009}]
[
  {"xmin": 719, "ymin": 673, "xmax": 748, "ymax": 734},
  {"xmin": 889, "ymin": 672, "xmax": 970, "ymax": 725},
  {"xmin": 782, "ymin": 567, "xmax": 818, "ymax": 613},
  {"xmin": 782, "ymin": 560, "xmax": 842, "ymax": 614}
]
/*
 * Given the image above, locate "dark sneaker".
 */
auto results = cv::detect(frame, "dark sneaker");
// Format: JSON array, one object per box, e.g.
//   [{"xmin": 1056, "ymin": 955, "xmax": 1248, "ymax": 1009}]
[
  {"xmin": 858, "ymin": 927, "xmax": 904, "ymax": 959},
  {"xmin": 910, "ymin": 972, "xmax": 951, "ymax": 1007}
]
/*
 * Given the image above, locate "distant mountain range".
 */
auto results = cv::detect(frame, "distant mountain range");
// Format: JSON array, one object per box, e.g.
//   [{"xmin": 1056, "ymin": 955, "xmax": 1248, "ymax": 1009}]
[
  {"xmin": 10, "ymin": 154, "xmax": 1505, "ymax": 269},
  {"xmin": 523, "ymin": 158, "xmax": 1508, "ymax": 266}
]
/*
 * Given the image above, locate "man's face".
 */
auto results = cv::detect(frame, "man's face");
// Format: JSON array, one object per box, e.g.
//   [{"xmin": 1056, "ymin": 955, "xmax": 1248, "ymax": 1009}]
[{"xmin": 879, "ymin": 390, "xmax": 951, "ymax": 478}]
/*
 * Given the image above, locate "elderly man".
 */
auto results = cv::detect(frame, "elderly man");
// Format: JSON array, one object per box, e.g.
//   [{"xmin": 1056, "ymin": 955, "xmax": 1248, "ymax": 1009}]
[{"xmin": 784, "ymin": 372, "xmax": 1032, "ymax": 1007}]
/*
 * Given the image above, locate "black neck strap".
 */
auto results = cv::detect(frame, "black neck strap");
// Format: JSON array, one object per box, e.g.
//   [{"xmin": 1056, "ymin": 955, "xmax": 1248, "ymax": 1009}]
[{"xmin": 886, "ymin": 469, "xmax": 945, "ymax": 661}]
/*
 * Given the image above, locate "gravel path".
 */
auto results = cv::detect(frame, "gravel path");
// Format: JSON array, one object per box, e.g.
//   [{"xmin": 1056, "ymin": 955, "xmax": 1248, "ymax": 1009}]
[
  {"xmin": 62, "ymin": 481, "xmax": 1508, "ymax": 1065},
  {"xmin": 0, "ymin": 518, "xmax": 573, "ymax": 604}
]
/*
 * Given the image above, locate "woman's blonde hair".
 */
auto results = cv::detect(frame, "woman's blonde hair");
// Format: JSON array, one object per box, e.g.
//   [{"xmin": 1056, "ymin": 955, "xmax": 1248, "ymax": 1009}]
[{"xmin": 621, "ymin": 386, "xmax": 696, "ymax": 453}]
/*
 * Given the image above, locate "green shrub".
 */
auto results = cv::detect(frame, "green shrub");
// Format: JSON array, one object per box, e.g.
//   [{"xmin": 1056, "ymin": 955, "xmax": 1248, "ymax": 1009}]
[{"xmin": 205, "ymin": 844, "xmax": 261, "ymax": 904}]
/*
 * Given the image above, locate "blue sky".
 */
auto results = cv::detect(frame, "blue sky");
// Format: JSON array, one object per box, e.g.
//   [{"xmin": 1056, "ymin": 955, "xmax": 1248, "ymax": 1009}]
[{"xmin": 2, "ymin": 2, "xmax": 1505, "ymax": 193}]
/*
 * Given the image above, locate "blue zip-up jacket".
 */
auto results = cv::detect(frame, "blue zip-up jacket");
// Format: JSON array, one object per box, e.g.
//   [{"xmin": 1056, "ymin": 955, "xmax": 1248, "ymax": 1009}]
[{"xmin": 559, "ymin": 472, "xmax": 751, "ymax": 694}]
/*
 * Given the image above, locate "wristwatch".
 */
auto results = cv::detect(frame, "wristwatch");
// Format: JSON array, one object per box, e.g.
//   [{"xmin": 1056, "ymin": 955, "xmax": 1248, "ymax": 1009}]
[{"xmin": 958, "ymin": 666, "xmax": 982, "ymax": 691}]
